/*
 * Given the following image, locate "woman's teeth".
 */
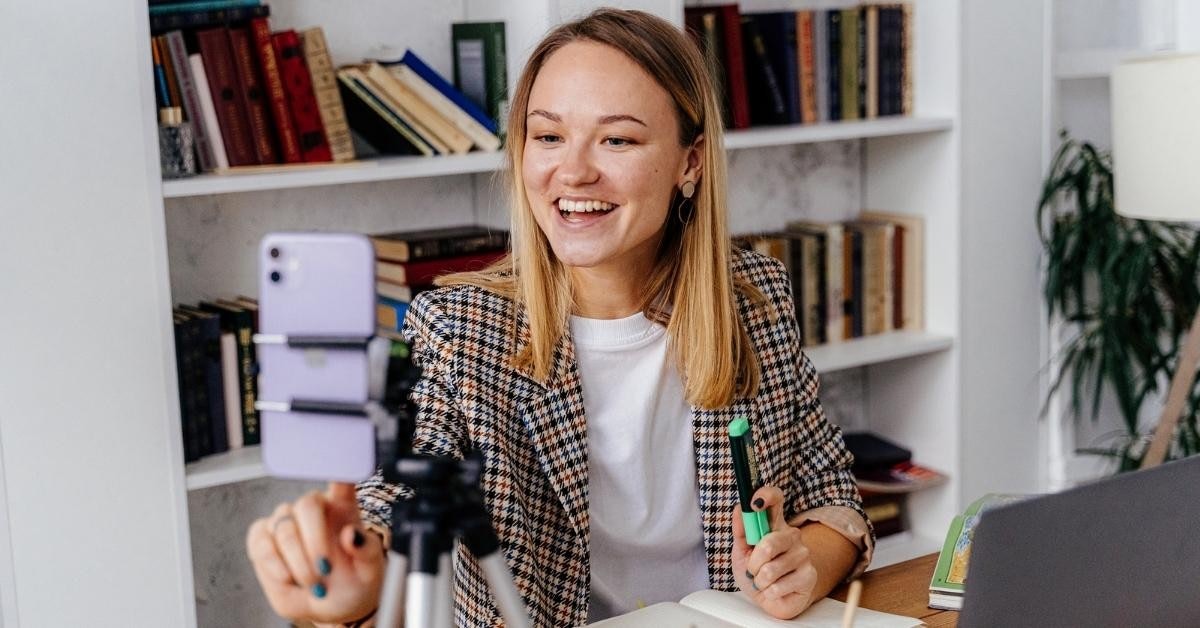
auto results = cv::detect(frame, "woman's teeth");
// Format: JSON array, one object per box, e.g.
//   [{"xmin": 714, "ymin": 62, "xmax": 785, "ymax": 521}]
[{"xmin": 558, "ymin": 199, "xmax": 615, "ymax": 213}]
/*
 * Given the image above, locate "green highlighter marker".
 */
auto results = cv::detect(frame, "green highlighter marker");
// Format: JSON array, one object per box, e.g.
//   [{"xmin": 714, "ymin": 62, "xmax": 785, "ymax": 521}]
[{"xmin": 729, "ymin": 417, "xmax": 770, "ymax": 545}]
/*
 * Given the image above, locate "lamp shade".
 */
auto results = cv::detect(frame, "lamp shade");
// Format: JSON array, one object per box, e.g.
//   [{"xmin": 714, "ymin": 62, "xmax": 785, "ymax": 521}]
[{"xmin": 1111, "ymin": 53, "xmax": 1200, "ymax": 221}]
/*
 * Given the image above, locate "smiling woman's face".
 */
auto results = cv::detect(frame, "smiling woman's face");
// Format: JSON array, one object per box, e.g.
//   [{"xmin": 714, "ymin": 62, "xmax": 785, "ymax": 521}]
[{"xmin": 522, "ymin": 40, "xmax": 697, "ymax": 275}]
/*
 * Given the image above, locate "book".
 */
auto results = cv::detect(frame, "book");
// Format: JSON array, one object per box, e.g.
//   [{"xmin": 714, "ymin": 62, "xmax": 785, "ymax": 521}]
[
  {"xmin": 839, "ymin": 8, "xmax": 860, "ymax": 121},
  {"xmin": 860, "ymin": 210, "xmax": 923, "ymax": 331},
  {"xmin": 589, "ymin": 589, "xmax": 922, "ymax": 627},
  {"xmin": 337, "ymin": 66, "xmax": 436, "ymax": 156},
  {"xmin": 741, "ymin": 15, "xmax": 789, "ymax": 126},
  {"xmin": 218, "ymin": 331, "xmax": 244, "ymax": 450},
  {"xmin": 388, "ymin": 58, "xmax": 502, "ymax": 152},
  {"xmin": 188, "ymin": 52, "xmax": 231, "ymax": 169},
  {"xmin": 787, "ymin": 220, "xmax": 844, "ymax": 343},
  {"xmin": 716, "ymin": 4, "xmax": 751, "ymax": 129},
  {"xmin": 272, "ymin": 29, "xmax": 332, "ymax": 162},
  {"xmin": 301, "ymin": 27, "xmax": 356, "ymax": 162},
  {"xmin": 451, "ymin": 21, "xmax": 508, "ymax": 134},
  {"xmin": 812, "ymin": 10, "xmax": 830, "ymax": 123},
  {"xmin": 749, "ymin": 12, "xmax": 800, "ymax": 125},
  {"xmin": 376, "ymin": 296, "xmax": 410, "ymax": 331},
  {"xmin": 196, "ymin": 27, "xmax": 257, "ymax": 166},
  {"xmin": 361, "ymin": 62, "xmax": 470, "ymax": 154},
  {"xmin": 370, "ymin": 225, "xmax": 509, "ymax": 263},
  {"xmin": 249, "ymin": 16, "xmax": 302, "ymax": 163},
  {"xmin": 929, "ymin": 494, "xmax": 1029, "ymax": 610},
  {"xmin": 228, "ymin": 25, "xmax": 278, "ymax": 164},
  {"xmin": 199, "ymin": 300, "xmax": 260, "ymax": 446},
  {"xmin": 148, "ymin": 0, "xmax": 261, "ymax": 15},
  {"xmin": 398, "ymin": 48, "xmax": 498, "ymax": 135},
  {"xmin": 149, "ymin": 3, "xmax": 269, "ymax": 32},
  {"xmin": 864, "ymin": 5, "xmax": 880, "ymax": 119},
  {"xmin": 796, "ymin": 11, "xmax": 818, "ymax": 125},
  {"xmin": 375, "ymin": 250, "xmax": 505, "ymax": 286}
]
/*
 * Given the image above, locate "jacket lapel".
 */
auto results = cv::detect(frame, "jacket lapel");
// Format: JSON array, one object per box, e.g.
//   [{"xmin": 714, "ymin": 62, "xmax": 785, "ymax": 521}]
[{"xmin": 513, "ymin": 316, "xmax": 591, "ymax": 543}]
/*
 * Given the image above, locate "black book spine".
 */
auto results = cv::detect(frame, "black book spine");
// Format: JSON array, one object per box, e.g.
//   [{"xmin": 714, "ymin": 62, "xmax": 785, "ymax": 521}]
[
  {"xmin": 827, "ymin": 11, "xmax": 842, "ymax": 121},
  {"xmin": 851, "ymin": 231, "xmax": 864, "ymax": 338}
]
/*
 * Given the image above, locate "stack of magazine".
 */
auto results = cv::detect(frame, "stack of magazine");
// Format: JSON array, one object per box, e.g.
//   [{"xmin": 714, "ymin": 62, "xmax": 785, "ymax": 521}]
[{"xmin": 927, "ymin": 493, "xmax": 1028, "ymax": 610}]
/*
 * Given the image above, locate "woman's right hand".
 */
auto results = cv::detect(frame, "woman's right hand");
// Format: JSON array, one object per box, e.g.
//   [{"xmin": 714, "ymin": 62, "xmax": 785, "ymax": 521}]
[{"xmin": 247, "ymin": 482, "xmax": 386, "ymax": 625}]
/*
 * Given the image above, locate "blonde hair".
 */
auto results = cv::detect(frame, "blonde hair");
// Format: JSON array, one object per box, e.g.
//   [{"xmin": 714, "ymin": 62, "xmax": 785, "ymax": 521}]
[{"xmin": 440, "ymin": 8, "xmax": 762, "ymax": 408}]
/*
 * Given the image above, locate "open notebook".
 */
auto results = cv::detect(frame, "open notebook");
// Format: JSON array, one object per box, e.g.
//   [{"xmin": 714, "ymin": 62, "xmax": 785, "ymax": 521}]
[{"xmin": 588, "ymin": 590, "xmax": 924, "ymax": 627}]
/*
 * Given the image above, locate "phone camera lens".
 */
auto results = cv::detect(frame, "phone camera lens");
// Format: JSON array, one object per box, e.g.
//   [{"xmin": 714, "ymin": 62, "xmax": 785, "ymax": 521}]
[
  {"xmin": 270, "ymin": 271, "xmax": 282, "ymax": 283},
  {"xmin": 269, "ymin": 247, "xmax": 280, "ymax": 259}
]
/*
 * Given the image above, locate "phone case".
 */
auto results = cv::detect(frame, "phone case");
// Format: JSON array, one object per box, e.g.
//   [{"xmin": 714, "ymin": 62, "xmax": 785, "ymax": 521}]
[{"xmin": 258, "ymin": 232, "xmax": 377, "ymax": 482}]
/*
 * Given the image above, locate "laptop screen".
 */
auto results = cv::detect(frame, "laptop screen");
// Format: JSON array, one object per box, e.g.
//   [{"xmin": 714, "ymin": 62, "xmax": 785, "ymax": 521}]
[{"xmin": 959, "ymin": 455, "xmax": 1200, "ymax": 627}]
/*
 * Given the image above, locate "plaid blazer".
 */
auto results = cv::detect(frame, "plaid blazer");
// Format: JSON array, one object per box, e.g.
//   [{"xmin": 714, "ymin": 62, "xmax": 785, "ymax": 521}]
[{"xmin": 357, "ymin": 248, "xmax": 868, "ymax": 627}]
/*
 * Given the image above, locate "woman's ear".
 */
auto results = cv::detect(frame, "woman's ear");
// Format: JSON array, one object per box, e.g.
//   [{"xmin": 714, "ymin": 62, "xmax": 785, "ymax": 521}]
[{"xmin": 680, "ymin": 134, "xmax": 704, "ymax": 186}]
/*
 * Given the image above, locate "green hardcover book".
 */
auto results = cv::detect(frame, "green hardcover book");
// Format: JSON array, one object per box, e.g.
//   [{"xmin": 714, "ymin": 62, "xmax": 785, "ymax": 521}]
[
  {"xmin": 929, "ymin": 493, "xmax": 1028, "ymax": 610},
  {"xmin": 839, "ymin": 8, "xmax": 859, "ymax": 121},
  {"xmin": 451, "ymin": 21, "xmax": 508, "ymax": 134}
]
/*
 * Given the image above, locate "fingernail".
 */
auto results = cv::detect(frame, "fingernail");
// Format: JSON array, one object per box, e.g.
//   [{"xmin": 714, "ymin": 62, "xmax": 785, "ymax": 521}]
[
  {"xmin": 745, "ymin": 569, "xmax": 755, "ymax": 580},
  {"xmin": 751, "ymin": 580, "xmax": 759, "ymax": 591},
  {"xmin": 353, "ymin": 530, "xmax": 366, "ymax": 547},
  {"xmin": 753, "ymin": 497, "xmax": 765, "ymax": 510},
  {"xmin": 317, "ymin": 557, "xmax": 331, "ymax": 576},
  {"xmin": 312, "ymin": 582, "xmax": 327, "ymax": 599}
]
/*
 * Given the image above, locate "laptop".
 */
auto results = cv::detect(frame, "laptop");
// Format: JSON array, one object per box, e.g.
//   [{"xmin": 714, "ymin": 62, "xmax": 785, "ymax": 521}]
[{"xmin": 959, "ymin": 454, "xmax": 1200, "ymax": 627}]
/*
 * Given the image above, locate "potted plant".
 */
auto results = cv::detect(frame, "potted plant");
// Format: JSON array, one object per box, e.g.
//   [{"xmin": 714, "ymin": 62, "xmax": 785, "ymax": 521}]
[{"xmin": 1038, "ymin": 132, "xmax": 1200, "ymax": 470}]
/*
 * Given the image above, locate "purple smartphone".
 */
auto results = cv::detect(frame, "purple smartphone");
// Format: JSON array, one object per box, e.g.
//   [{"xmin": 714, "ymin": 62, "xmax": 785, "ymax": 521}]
[{"xmin": 257, "ymin": 232, "xmax": 377, "ymax": 482}]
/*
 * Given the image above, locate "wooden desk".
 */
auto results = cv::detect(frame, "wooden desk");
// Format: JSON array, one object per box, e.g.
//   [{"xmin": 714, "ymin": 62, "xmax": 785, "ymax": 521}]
[{"xmin": 830, "ymin": 554, "xmax": 958, "ymax": 627}]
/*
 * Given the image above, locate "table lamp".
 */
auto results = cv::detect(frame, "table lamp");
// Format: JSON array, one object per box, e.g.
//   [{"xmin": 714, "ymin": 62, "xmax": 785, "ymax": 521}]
[{"xmin": 1111, "ymin": 53, "xmax": 1200, "ymax": 469}]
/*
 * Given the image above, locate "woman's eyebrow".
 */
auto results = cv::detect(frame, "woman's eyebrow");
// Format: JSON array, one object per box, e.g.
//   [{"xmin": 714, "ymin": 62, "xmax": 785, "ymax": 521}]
[{"xmin": 526, "ymin": 109, "xmax": 646, "ymax": 127}]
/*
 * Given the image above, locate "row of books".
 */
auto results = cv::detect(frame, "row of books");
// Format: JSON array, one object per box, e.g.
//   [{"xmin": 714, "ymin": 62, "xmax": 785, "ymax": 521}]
[
  {"xmin": 148, "ymin": 0, "xmax": 507, "ymax": 175},
  {"xmin": 172, "ymin": 297, "xmax": 259, "ymax": 463},
  {"xmin": 370, "ymin": 225, "xmax": 511, "ymax": 328},
  {"xmin": 685, "ymin": 3, "xmax": 913, "ymax": 129},
  {"xmin": 734, "ymin": 210, "xmax": 924, "ymax": 348}
]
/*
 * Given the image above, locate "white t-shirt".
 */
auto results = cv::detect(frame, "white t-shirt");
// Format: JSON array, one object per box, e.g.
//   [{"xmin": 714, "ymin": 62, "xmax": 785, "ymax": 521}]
[{"xmin": 570, "ymin": 312, "xmax": 710, "ymax": 622}]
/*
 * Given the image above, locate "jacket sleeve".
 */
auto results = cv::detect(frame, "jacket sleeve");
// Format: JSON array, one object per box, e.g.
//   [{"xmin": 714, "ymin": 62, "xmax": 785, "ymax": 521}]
[{"xmin": 356, "ymin": 289, "xmax": 468, "ymax": 535}]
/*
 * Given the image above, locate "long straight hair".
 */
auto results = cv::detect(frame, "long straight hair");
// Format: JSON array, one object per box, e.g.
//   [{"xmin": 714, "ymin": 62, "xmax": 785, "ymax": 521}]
[{"xmin": 441, "ymin": 8, "xmax": 762, "ymax": 408}]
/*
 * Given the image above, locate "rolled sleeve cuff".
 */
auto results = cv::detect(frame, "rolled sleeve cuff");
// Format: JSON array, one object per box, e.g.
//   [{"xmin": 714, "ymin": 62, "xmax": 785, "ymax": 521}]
[{"xmin": 790, "ymin": 505, "xmax": 874, "ymax": 580}]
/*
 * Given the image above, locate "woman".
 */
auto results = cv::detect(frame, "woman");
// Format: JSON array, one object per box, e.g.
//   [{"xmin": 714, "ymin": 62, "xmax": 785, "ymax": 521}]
[{"xmin": 247, "ymin": 8, "xmax": 873, "ymax": 627}]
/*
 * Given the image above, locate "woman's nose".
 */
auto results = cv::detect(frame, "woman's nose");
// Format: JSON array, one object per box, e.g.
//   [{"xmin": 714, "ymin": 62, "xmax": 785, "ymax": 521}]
[{"xmin": 554, "ymin": 141, "xmax": 600, "ymax": 187}]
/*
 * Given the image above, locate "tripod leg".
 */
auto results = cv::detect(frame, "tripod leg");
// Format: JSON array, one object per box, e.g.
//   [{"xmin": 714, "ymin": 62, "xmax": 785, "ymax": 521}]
[
  {"xmin": 477, "ymin": 553, "xmax": 532, "ymax": 628},
  {"xmin": 434, "ymin": 552, "xmax": 454, "ymax": 628},
  {"xmin": 376, "ymin": 551, "xmax": 409, "ymax": 628}
]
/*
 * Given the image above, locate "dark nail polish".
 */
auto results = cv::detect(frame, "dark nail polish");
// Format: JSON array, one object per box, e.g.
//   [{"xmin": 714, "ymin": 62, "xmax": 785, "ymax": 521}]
[
  {"xmin": 751, "ymin": 580, "xmax": 759, "ymax": 591},
  {"xmin": 353, "ymin": 530, "xmax": 366, "ymax": 547},
  {"xmin": 312, "ymin": 582, "xmax": 327, "ymax": 599},
  {"xmin": 317, "ymin": 557, "xmax": 331, "ymax": 576},
  {"xmin": 753, "ymin": 497, "xmax": 765, "ymax": 510},
  {"xmin": 745, "ymin": 570, "xmax": 755, "ymax": 580}
]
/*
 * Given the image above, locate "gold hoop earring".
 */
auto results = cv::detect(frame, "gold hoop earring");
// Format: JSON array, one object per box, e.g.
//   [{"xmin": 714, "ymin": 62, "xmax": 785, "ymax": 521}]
[{"xmin": 680, "ymin": 180, "xmax": 696, "ymax": 199}]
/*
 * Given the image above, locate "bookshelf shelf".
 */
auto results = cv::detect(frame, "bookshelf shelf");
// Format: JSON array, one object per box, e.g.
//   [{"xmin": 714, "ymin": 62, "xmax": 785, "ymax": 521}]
[
  {"xmin": 185, "ymin": 445, "xmax": 265, "ymax": 491},
  {"xmin": 160, "ymin": 117, "xmax": 954, "ymax": 199},
  {"xmin": 1053, "ymin": 47, "xmax": 1146, "ymax": 80},
  {"xmin": 161, "ymin": 151, "xmax": 506, "ymax": 198},
  {"xmin": 805, "ymin": 330, "xmax": 954, "ymax": 374},
  {"xmin": 723, "ymin": 116, "xmax": 954, "ymax": 150}
]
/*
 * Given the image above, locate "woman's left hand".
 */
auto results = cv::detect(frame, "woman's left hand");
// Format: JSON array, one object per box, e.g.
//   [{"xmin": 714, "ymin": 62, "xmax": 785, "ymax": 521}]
[{"xmin": 730, "ymin": 485, "xmax": 819, "ymax": 620}]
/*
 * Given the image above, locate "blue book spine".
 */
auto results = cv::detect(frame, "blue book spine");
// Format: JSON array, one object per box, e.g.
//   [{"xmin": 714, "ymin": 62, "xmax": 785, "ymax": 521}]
[
  {"xmin": 377, "ymin": 296, "xmax": 410, "ymax": 330},
  {"xmin": 400, "ymin": 49, "xmax": 499, "ymax": 135},
  {"xmin": 149, "ymin": 0, "xmax": 260, "ymax": 15}
]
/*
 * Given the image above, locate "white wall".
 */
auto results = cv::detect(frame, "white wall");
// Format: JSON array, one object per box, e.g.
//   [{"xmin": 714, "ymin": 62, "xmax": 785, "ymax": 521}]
[
  {"xmin": 958, "ymin": 0, "xmax": 1048, "ymax": 498},
  {"xmin": 0, "ymin": 3, "xmax": 194, "ymax": 626}
]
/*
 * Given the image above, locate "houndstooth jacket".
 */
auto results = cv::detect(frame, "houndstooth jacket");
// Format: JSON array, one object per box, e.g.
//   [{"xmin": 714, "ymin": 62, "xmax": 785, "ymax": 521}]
[{"xmin": 356, "ymin": 248, "xmax": 871, "ymax": 627}]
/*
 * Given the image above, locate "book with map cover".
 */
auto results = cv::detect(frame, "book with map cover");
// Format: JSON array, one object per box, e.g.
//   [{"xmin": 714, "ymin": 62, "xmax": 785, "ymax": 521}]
[{"xmin": 928, "ymin": 493, "xmax": 1028, "ymax": 610}]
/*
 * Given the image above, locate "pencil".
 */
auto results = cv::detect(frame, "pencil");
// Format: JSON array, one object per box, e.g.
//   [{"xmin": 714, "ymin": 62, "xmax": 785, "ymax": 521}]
[{"xmin": 841, "ymin": 579, "xmax": 863, "ymax": 628}]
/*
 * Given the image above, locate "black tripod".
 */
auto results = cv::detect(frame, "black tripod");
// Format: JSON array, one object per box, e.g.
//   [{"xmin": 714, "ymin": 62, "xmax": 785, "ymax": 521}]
[{"xmin": 371, "ymin": 341, "xmax": 531, "ymax": 628}]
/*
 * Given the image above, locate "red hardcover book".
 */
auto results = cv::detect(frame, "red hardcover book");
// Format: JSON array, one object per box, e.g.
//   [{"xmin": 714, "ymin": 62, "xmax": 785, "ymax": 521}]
[
  {"xmin": 271, "ymin": 29, "xmax": 332, "ymax": 163},
  {"xmin": 717, "ymin": 4, "xmax": 751, "ymax": 129},
  {"xmin": 195, "ymin": 27, "xmax": 257, "ymax": 166},
  {"xmin": 228, "ymin": 25, "xmax": 278, "ymax": 164},
  {"xmin": 376, "ymin": 250, "xmax": 505, "ymax": 286},
  {"xmin": 250, "ymin": 18, "xmax": 301, "ymax": 164}
]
